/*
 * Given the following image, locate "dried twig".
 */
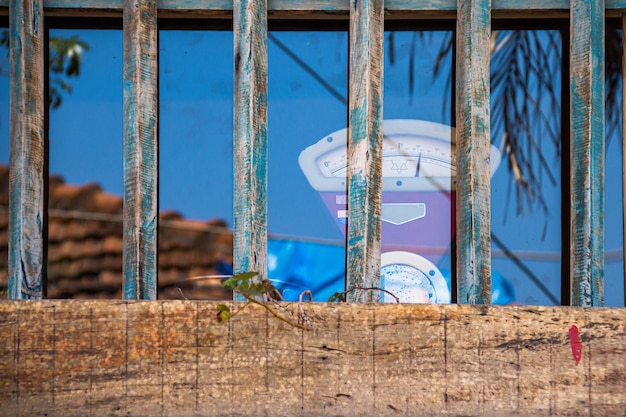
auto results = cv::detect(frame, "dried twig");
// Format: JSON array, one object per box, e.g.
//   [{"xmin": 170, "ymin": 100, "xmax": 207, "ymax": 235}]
[{"xmin": 298, "ymin": 291, "xmax": 313, "ymax": 329}]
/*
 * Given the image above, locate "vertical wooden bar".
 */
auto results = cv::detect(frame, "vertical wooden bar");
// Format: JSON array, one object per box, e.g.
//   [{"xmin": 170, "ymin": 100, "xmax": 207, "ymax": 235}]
[
  {"xmin": 570, "ymin": 0, "xmax": 604, "ymax": 307},
  {"xmin": 8, "ymin": 0, "xmax": 45, "ymax": 299},
  {"xmin": 233, "ymin": 0, "xmax": 268, "ymax": 298},
  {"xmin": 455, "ymin": 0, "xmax": 492, "ymax": 304},
  {"xmin": 346, "ymin": 0, "xmax": 384, "ymax": 302},
  {"xmin": 122, "ymin": 0, "xmax": 158, "ymax": 300}
]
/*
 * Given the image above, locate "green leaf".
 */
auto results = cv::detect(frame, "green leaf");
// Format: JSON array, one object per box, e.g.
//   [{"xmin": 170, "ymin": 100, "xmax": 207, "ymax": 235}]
[
  {"xmin": 216, "ymin": 304, "xmax": 231, "ymax": 322},
  {"xmin": 238, "ymin": 281, "xmax": 250, "ymax": 292},
  {"xmin": 223, "ymin": 271, "xmax": 258, "ymax": 289},
  {"xmin": 328, "ymin": 292, "xmax": 346, "ymax": 303},
  {"xmin": 248, "ymin": 282, "xmax": 267, "ymax": 296}
]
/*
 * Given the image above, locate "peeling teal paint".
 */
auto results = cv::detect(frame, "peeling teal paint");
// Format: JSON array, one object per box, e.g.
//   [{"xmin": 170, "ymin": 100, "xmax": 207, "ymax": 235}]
[
  {"xmin": 346, "ymin": 0, "xmax": 383, "ymax": 302},
  {"xmin": 122, "ymin": 0, "xmax": 158, "ymax": 300},
  {"xmin": 455, "ymin": 0, "xmax": 492, "ymax": 305},
  {"xmin": 233, "ymin": 0, "xmax": 268, "ymax": 301},
  {"xmin": 8, "ymin": 0, "xmax": 45, "ymax": 300},
  {"xmin": 6, "ymin": 0, "xmax": 626, "ymax": 12},
  {"xmin": 32, "ymin": 1, "xmax": 40, "ymax": 35},
  {"xmin": 570, "ymin": 0, "xmax": 604, "ymax": 307}
]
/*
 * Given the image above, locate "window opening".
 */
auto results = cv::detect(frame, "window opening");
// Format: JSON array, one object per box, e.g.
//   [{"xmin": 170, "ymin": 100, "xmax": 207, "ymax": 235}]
[
  {"xmin": 158, "ymin": 29, "xmax": 234, "ymax": 300},
  {"xmin": 0, "ymin": 20, "xmax": 9, "ymax": 298},
  {"xmin": 490, "ymin": 28, "xmax": 563, "ymax": 306},
  {"xmin": 604, "ymin": 21, "xmax": 625, "ymax": 306},
  {"xmin": 46, "ymin": 28, "xmax": 123, "ymax": 299},
  {"xmin": 380, "ymin": 29, "xmax": 456, "ymax": 304},
  {"xmin": 267, "ymin": 30, "xmax": 348, "ymax": 301}
]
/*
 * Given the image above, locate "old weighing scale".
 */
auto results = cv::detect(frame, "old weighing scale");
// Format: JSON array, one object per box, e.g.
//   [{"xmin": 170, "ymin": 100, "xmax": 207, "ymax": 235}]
[{"xmin": 299, "ymin": 120, "xmax": 501, "ymax": 303}]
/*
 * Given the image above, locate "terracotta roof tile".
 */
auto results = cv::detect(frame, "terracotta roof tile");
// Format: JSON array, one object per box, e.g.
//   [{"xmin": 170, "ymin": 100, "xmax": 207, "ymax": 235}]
[
  {"xmin": 89, "ymin": 192, "xmax": 124, "ymax": 214},
  {"xmin": 0, "ymin": 163, "xmax": 233, "ymax": 300},
  {"xmin": 99, "ymin": 234, "xmax": 122, "ymax": 254}
]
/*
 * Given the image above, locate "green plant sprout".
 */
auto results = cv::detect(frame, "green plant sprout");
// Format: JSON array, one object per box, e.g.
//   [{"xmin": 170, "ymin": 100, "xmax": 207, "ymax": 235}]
[
  {"xmin": 328, "ymin": 287, "xmax": 400, "ymax": 303},
  {"xmin": 217, "ymin": 272, "xmax": 313, "ymax": 331},
  {"xmin": 216, "ymin": 274, "xmax": 400, "ymax": 328}
]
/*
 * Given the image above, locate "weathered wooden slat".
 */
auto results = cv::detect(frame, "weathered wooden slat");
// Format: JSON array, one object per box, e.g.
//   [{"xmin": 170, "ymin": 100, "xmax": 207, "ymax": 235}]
[
  {"xmin": 0, "ymin": 2, "xmax": 620, "ymax": 21},
  {"xmin": 0, "ymin": 0, "xmax": 611, "ymax": 11},
  {"xmin": 122, "ymin": 0, "xmax": 158, "ymax": 300},
  {"xmin": 5, "ymin": 0, "xmax": 626, "ymax": 15},
  {"xmin": 570, "ymin": 0, "xmax": 605, "ymax": 307},
  {"xmin": 233, "ymin": 0, "xmax": 268, "ymax": 297},
  {"xmin": 0, "ymin": 301, "xmax": 625, "ymax": 416},
  {"xmin": 455, "ymin": 0, "xmax": 492, "ymax": 304},
  {"xmin": 345, "ymin": 0, "xmax": 383, "ymax": 302},
  {"xmin": 8, "ymin": 0, "xmax": 45, "ymax": 300}
]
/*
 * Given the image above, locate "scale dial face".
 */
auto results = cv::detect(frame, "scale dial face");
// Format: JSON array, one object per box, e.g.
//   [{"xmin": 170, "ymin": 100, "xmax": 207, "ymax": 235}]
[
  {"xmin": 380, "ymin": 251, "xmax": 451, "ymax": 304},
  {"xmin": 299, "ymin": 119, "xmax": 501, "ymax": 192},
  {"xmin": 316, "ymin": 135, "xmax": 454, "ymax": 179}
]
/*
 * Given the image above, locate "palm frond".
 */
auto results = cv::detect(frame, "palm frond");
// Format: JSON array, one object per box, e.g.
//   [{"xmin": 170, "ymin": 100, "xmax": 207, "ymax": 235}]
[
  {"xmin": 605, "ymin": 26, "xmax": 622, "ymax": 144},
  {"xmin": 392, "ymin": 27, "xmax": 623, "ymax": 219},
  {"xmin": 490, "ymin": 30, "xmax": 562, "ymax": 217}
]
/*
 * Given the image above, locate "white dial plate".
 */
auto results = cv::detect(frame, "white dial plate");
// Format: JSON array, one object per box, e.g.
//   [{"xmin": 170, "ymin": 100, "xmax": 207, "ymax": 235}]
[
  {"xmin": 380, "ymin": 251, "xmax": 451, "ymax": 304},
  {"xmin": 299, "ymin": 119, "xmax": 501, "ymax": 192}
]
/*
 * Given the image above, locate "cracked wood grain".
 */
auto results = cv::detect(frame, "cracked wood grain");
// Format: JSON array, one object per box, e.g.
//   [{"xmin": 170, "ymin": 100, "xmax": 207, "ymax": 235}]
[
  {"xmin": 8, "ymin": 0, "xmax": 45, "ymax": 299},
  {"xmin": 455, "ymin": 0, "xmax": 492, "ymax": 304},
  {"xmin": 570, "ymin": 0, "xmax": 604, "ymax": 306},
  {"xmin": 233, "ymin": 0, "xmax": 268, "ymax": 299},
  {"xmin": 0, "ymin": 0, "xmax": 625, "ymax": 16},
  {"xmin": 346, "ymin": 0, "xmax": 383, "ymax": 301},
  {"xmin": 0, "ymin": 301, "xmax": 625, "ymax": 416},
  {"xmin": 123, "ymin": 0, "xmax": 158, "ymax": 299}
]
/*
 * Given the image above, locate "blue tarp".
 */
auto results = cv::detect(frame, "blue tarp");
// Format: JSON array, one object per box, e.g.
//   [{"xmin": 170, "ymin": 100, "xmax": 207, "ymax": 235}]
[
  {"xmin": 267, "ymin": 238, "xmax": 515, "ymax": 304},
  {"xmin": 268, "ymin": 238, "xmax": 345, "ymax": 302}
]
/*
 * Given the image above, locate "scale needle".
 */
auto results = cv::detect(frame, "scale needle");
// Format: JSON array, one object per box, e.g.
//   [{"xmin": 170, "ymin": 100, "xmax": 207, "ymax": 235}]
[{"xmin": 415, "ymin": 152, "xmax": 422, "ymax": 177}]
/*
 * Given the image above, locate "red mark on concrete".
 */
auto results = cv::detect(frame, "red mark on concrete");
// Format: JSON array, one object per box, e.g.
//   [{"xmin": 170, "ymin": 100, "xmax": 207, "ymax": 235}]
[{"xmin": 569, "ymin": 325, "xmax": 583, "ymax": 366}]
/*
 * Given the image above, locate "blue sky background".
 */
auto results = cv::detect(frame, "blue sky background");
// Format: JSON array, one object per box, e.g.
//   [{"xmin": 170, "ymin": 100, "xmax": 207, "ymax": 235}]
[{"xmin": 0, "ymin": 28, "xmax": 623, "ymax": 306}]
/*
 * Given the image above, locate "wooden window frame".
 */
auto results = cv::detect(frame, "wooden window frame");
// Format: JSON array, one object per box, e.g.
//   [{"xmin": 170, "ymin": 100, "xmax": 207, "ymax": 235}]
[
  {"xmin": 3, "ymin": 1, "xmax": 614, "ymax": 306},
  {"xmin": 1, "ymin": 2, "xmax": 626, "ymax": 416}
]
